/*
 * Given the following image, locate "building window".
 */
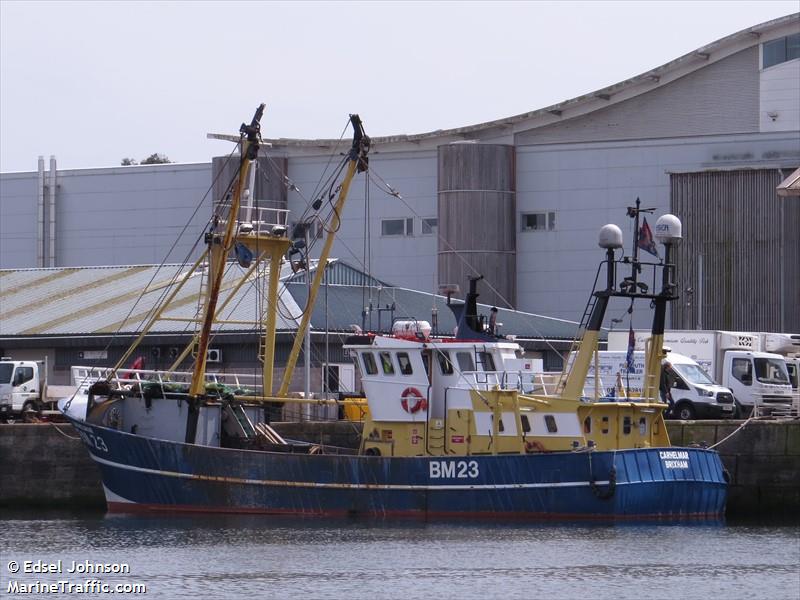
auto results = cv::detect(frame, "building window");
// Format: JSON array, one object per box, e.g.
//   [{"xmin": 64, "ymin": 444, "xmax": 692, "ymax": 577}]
[
  {"xmin": 421, "ymin": 218, "xmax": 438, "ymax": 235},
  {"xmin": 381, "ymin": 218, "xmax": 414, "ymax": 237},
  {"xmin": 521, "ymin": 211, "xmax": 556, "ymax": 232},
  {"xmin": 763, "ymin": 33, "xmax": 800, "ymax": 69}
]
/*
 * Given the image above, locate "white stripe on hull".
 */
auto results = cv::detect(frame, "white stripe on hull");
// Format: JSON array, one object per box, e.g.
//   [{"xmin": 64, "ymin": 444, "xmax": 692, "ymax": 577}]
[{"xmin": 89, "ymin": 453, "xmax": 612, "ymax": 492}]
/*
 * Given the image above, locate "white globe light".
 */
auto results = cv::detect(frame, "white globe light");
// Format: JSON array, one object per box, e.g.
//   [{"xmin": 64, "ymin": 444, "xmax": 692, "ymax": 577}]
[
  {"xmin": 655, "ymin": 214, "xmax": 682, "ymax": 244},
  {"xmin": 598, "ymin": 224, "xmax": 623, "ymax": 249}
]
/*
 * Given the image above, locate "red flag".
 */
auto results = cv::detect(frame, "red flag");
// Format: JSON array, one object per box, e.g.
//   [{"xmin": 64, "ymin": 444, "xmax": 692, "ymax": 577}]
[{"xmin": 638, "ymin": 217, "xmax": 659, "ymax": 257}]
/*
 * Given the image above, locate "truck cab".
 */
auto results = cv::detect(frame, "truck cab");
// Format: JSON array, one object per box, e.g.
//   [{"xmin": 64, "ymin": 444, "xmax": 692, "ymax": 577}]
[
  {"xmin": 724, "ymin": 351, "xmax": 793, "ymax": 417},
  {"xmin": 0, "ymin": 358, "xmax": 43, "ymax": 417}
]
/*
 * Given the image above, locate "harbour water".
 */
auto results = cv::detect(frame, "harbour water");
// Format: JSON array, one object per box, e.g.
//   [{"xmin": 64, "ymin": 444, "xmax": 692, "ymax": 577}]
[{"xmin": 2, "ymin": 511, "xmax": 798, "ymax": 599}]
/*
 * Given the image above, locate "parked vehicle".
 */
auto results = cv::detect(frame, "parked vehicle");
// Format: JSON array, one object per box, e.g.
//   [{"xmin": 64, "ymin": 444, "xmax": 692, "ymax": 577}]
[
  {"xmin": 576, "ymin": 350, "xmax": 735, "ymax": 419},
  {"xmin": 0, "ymin": 357, "xmax": 75, "ymax": 417},
  {"xmin": 755, "ymin": 332, "xmax": 799, "ymax": 394},
  {"xmin": 608, "ymin": 331, "xmax": 793, "ymax": 417}
]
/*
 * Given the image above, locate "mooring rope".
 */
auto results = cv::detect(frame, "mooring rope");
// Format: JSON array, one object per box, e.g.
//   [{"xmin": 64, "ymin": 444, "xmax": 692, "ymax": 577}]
[
  {"xmin": 707, "ymin": 416, "xmax": 755, "ymax": 449},
  {"xmin": 49, "ymin": 422, "xmax": 82, "ymax": 440}
]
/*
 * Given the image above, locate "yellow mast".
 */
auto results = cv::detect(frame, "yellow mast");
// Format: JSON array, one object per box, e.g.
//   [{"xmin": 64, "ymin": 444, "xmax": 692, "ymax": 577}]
[
  {"xmin": 277, "ymin": 115, "xmax": 370, "ymax": 397},
  {"xmin": 189, "ymin": 105, "xmax": 266, "ymax": 397}
]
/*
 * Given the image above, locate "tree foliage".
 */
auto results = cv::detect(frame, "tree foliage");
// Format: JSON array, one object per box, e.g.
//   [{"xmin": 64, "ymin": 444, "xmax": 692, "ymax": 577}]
[
  {"xmin": 120, "ymin": 153, "xmax": 173, "ymax": 166},
  {"xmin": 141, "ymin": 153, "xmax": 172, "ymax": 165}
]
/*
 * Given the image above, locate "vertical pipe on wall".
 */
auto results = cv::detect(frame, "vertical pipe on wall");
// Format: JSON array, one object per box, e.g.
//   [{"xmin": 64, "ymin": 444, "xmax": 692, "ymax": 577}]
[
  {"xmin": 48, "ymin": 156, "xmax": 57, "ymax": 267},
  {"xmin": 37, "ymin": 156, "xmax": 45, "ymax": 267},
  {"xmin": 697, "ymin": 254, "xmax": 703, "ymax": 330}
]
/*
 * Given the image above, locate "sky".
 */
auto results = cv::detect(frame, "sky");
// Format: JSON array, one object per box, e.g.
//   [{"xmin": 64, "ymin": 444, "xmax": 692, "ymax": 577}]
[{"xmin": 0, "ymin": 1, "xmax": 797, "ymax": 172}]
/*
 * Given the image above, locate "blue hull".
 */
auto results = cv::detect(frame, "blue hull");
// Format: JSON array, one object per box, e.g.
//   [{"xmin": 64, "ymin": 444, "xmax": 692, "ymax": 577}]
[{"xmin": 68, "ymin": 418, "xmax": 727, "ymax": 520}]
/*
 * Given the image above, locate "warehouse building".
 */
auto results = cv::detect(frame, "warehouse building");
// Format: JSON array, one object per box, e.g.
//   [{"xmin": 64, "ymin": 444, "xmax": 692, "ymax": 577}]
[
  {"xmin": 1, "ymin": 14, "xmax": 799, "ymax": 339},
  {"xmin": 0, "ymin": 260, "xmax": 579, "ymax": 387}
]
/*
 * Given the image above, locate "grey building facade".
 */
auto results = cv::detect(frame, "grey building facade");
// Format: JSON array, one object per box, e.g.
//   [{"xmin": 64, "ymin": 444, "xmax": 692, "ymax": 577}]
[{"xmin": 2, "ymin": 14, "xmax": 799, "ymax": 333}]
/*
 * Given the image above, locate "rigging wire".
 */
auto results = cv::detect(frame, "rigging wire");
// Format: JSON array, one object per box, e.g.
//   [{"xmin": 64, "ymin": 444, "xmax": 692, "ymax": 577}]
[
  {"xmin": 100, "ymin": 140, "xmax": 243, "ymax": 364},
  {"xmin": 366, "ymin": 164, "xmax": 578, "ymax": 363}
]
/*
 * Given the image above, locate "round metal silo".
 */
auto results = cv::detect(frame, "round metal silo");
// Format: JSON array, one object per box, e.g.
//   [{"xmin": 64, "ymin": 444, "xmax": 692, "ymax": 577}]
[{"xmin": 438, "ymin": 143, "xmax": 516, "ymax": 308}]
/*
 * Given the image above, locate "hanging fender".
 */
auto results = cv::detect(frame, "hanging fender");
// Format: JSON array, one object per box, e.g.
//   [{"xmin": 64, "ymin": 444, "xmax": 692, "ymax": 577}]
[{"xmin": 400, "ymin": 387, "xmax": 427, "ymax": 414}]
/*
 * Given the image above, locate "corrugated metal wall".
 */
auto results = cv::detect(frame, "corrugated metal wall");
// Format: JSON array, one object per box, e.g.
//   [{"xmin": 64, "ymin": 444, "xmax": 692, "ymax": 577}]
[
  {"xmin": 671, "ymin": 168, "xmax": 799, "ymax": 331},
  {"xmin": 437, "ymin": 143, "xmax": 516, "ymax": 308}
]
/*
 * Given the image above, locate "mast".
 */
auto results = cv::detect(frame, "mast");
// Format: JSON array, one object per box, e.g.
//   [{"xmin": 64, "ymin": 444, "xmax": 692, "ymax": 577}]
[
  {"xmin": 561, "ymin": 211, "xmax": 681, "ymax": 401},
  {"xmin": 189, "ymin": 105, "xmax": 264, "ymax": 396},
  {"xmin": 189, "ymin": 104, "xmax": 293, "ymax": 398},
  {"xmin": 277, "ymin": 115, "xmax": 370, "ymax": 397}
]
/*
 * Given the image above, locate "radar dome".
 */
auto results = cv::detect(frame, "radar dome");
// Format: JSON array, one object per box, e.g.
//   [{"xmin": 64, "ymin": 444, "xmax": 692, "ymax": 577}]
[
  {"xmin": 655, "ymin": 214, "xmax": 682, "ymax": 244},
  {"xmin": 598, "ymin": 224, "xmax": 623, "ymax": 249}
]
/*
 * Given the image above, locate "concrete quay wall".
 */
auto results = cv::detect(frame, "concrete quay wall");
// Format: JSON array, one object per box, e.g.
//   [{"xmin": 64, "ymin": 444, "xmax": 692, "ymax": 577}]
[
  {"xmin": 0, "ymin": 423, "xmax": 105, "ymax": 509},
  {"xmin": 669, "ymin": 419, "xmax": 800, "ymax": 516},
  {"xmin": 1, "ymin": 420, "xmax": 797, "ymax": 516}
]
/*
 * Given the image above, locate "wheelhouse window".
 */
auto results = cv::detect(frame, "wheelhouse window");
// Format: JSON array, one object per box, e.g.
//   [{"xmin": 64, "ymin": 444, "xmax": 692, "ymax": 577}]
[
  {"xmin": 521, "ymin": 211, "xmax": 556, "ymax": 232},
  {"xmin": 362, "ymin": 352, "xmax": 378, "ymax": 375},
  {"xmin": 544, "ymin": 415, "xmax": 558, "ymax": 433},
  {"xmin": 763, "ymin": 33, "xmax": 800, "ymax": 69},
  {"xmin": 478, "ymin": 351, "xmax": 496, "ymax": 371},
  {"xmin": 436, "ymin": 351, "xmax": 454, "ymax": 375},
  {"xmin": 381, "ymin": 218, "xmax": 414, "ymax": 237},
  {"xmin": 456, "ymin": 352, "xmax": 474, "ymax": 372},
  {"xmin": 623, "ymin": 416, "xmax": 632, "ymax": 435},
  {"xmin": 379, "ymin": 352, "xmax": 395, "ymax": 375},
  {"xmin": 520, "ymin": 414, "xmax": 531, "ymax": 433},
  {"xmin": 491, "ymin": 415, "xmax": 505, "ymax": 432},
  {"xmin": 397, "ymin": 352, "xmax": 413, "ymax": 375}
]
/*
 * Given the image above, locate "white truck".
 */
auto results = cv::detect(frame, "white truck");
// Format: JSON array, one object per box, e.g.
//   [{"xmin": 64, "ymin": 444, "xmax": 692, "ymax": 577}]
[
  {"xmin": 755, "ymin": 332, "xmax": 799, "ymax": 394},
  {"xmin": 575, "ymin": 350, "xmax": 736, "ymax": 420},
  {"xmin": 0, "ymin": 357, "xmax": 75, "ymax": 418},
  {"xmin": 608, "ymin": 331, "xmax": 794, "ymax": 417}
]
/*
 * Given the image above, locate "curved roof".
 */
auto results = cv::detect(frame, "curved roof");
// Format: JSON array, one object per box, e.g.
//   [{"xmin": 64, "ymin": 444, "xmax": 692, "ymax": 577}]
[{"xmin": 262, "ymin": 13, "xmax": 799, "ymax": 151}]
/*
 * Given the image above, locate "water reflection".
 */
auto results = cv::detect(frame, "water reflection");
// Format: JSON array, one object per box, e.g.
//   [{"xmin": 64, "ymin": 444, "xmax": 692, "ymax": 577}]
[{"xmin": 2, "ymin": 510, "xmax": 798, "ymax": 600}]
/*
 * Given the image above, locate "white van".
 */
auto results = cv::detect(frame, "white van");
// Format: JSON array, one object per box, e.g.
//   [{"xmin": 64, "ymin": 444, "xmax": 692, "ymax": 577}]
[{"xmin": 577, "ymin": 351, "xmax": 735, "ymax": 420}]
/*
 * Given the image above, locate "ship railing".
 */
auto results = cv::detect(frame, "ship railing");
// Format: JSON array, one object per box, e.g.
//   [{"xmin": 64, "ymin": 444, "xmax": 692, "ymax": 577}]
[
  {"xmin": 455, "ymin": 370, "xmax": 560, "ymax": 395},
  {"xmin": 217, "ymin": 203, "xmax": 290, "ymax": 238},
  {"xmin": 70, "ymin": 366, "xmax": 265, "ymax": 398}
]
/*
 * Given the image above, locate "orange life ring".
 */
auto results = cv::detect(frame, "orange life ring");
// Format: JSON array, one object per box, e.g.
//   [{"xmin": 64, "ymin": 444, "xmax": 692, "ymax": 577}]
[{"xmin": 401, "ymin": 387, "xmax": 427, "ymax": 413}]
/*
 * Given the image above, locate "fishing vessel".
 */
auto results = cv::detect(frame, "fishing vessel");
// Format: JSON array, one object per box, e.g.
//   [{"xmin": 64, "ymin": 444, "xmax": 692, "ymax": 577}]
[{"xmin": 61, "ymin": 105, "xmax": 727, "ymax": 520}]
